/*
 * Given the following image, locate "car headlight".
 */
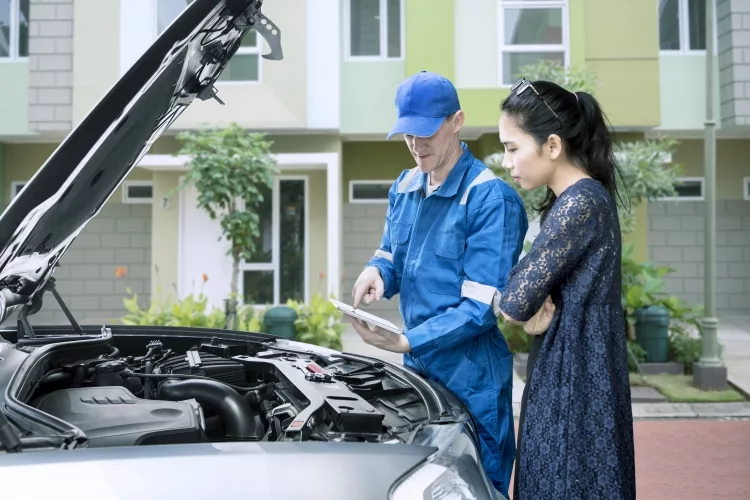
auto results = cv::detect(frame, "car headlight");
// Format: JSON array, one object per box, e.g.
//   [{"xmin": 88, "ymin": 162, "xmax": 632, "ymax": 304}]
[{"xmin": 389, "ymin": 423, "xmax": 500, "ymax": 500}]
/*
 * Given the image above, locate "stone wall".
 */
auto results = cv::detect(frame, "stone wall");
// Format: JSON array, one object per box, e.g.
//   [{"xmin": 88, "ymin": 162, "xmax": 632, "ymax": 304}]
[
  {"xmin": 28, "ymin": 0, "xmax": 74, "ymax": 132},
  {"xmin": 342, "ymin": 203, "xmax": 402, "ymax": 322},
  {"xmin": 648, "ymin": 200, "xmax": 750, "ymax": 313},
  {"xmin": 16, "ymin": 203, "xmax": 152, "ymax": 327}
]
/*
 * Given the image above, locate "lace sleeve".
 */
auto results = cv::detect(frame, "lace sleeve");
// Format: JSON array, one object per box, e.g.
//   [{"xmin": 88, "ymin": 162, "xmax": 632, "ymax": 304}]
[{"xmin": 497, "ymin": 189, "xmax": 604, "ymax": 322}]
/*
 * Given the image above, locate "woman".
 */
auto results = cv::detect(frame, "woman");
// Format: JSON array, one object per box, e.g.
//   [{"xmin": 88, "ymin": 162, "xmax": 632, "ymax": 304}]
[{"xmin": 496, "ymin": 78, "xmax": 635, "ymax": 499}]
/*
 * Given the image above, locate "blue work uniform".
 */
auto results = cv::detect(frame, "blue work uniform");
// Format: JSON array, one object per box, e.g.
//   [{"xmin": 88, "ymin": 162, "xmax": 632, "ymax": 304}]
[{"xmin": 366, "ymin": 142, "xmax": 528, "ymax": 496}]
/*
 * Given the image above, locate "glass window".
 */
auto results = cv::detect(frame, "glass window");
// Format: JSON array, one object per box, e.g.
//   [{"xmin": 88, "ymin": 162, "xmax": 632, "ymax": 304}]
[
  {"xmin": 217, "ymin": 31, "xmax": 260, "ymax": 82},
  {"xmin": 350, "ymin": 181, "xmax": 392, "ymax": 203},
  {"xmin": 241, "ymin": 179, "xmax": 306, "ymax": 305},
  {"xmin": 659, "ymin": 0, "xmax": 681, "ymax": 50},
  {"xmin": 156, "ymin": 0, "xmax": 193, "ymax": 34},
  {"xmin": 500, "ymin": 1, "xmax": 568, "ymax": 85},
  {"xmin": 0, "ymin": 0, "xmax": 29, "ymax": 59},
  {"xmin": 504, "ymin": 8, "xmax": 563, "ymax": 45},
  {"xmin": 348, "ymin": 0, "xmax": 402, "ymax": 58},
  {"xmin": 659, "ymin": 0, "xmax": 710, "ymax": 52}
]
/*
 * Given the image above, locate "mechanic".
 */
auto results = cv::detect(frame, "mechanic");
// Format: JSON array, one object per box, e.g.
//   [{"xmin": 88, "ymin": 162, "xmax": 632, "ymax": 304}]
[{"xmin": 349, "ymin": 70, "xmax": 528, "ymax": 497}]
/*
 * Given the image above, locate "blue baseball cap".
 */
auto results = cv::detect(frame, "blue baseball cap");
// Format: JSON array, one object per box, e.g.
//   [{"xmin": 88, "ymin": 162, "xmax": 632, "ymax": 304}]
[{"xmin": 387, "ymin": 70, "xmax": 461, "ymax": 140}]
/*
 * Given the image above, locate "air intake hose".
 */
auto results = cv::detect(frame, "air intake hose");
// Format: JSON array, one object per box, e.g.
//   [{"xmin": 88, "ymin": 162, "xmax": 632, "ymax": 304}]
[{"xmin": 156, "ymin": 378, "xmax": 261, "ymax": 441}]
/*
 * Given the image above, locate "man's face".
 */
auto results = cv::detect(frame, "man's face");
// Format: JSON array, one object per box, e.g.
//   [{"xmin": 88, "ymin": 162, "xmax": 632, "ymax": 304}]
[{"xmin": 403, "ymin": 112, "xmax": 462, "ymax": 174}]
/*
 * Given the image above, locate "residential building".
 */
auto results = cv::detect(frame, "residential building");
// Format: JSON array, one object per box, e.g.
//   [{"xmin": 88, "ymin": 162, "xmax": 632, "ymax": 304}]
[{"xmin": 0, "ymin": 0, "xmax": 747, "ymax": 327}]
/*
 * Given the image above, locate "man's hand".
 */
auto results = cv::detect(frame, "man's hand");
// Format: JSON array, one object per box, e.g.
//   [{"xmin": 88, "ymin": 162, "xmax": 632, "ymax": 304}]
[
  {"xmin": 348, "ymin": 317, "xmax": 411, "ymax": 353},
  {"xmin": 524, "ymin": 295, "xmax": 556, "ymax": 335},
  {"xmin": 352, "ymin": 266, "xmax": 384, "ymax": 308}
]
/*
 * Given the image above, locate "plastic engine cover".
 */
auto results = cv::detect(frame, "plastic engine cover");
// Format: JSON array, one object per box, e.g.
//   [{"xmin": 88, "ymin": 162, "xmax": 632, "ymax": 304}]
[{"xmin": 32, "ymin": 386, "xmax": 204, "ymax": 447}]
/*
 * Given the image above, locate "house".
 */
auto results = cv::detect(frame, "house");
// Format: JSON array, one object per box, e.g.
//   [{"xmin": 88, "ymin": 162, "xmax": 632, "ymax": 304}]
[{"xmin": 0, "ymin": 0, "xmax": 747, "ymax": 326}]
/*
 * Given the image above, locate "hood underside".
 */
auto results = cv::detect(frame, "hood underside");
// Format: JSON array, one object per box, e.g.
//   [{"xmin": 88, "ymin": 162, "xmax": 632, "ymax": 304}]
[{"xmin": 0, "ymin": 0, "xmax": 283, "ymax": 323}]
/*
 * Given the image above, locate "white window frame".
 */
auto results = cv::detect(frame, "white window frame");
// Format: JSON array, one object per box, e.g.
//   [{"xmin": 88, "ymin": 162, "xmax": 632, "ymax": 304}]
[
  {"xmin": 349, "ymin": 180, "xmax": 393, "ymax": 204},
  {"xmin": 122, "ymin": 180, "xmax": 154, "ymax": 204},
  {"xmin": 660, "ymin": 176, "xmax": 705, "ymax": 201},
  {"xmin": 657, "ymin": 0, "xmax": 718, "ymax": 55},
  {"xmin": 0, "ymin": 0, "xmax": 28, "ymax": 62},
  {"xmin": 743, "ymin": 177, "xmax": 750, "ymax": 201},
  {"xmin": 239, "ymin": 175, "xmax": 309, "ymax": 308},
  {"xmin": 344, "ymin": 0, "xmax": 405, "ymax": 62},
  {"xmin": 9, "ymin": 180, "xmax": 26, "ymax": 200},
  {"xmin": 215, "ymin": 31, "xmax": 262, "ymax": 85},
  {"xmin": 497, "ymin": 0, "xmax": 570, "ymax": 87}
]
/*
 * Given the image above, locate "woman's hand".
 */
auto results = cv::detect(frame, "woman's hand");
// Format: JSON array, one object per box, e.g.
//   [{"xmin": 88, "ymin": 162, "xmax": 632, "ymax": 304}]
[{"xmin": 524, "ymin": 296, "xmax": 556, "ymax": 335}]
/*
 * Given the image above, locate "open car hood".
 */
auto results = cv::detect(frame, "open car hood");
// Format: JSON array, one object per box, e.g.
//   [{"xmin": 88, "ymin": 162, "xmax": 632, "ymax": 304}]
[{"xmin": 0, "ymin": 0, "xmax": 283, "ymax": 323}]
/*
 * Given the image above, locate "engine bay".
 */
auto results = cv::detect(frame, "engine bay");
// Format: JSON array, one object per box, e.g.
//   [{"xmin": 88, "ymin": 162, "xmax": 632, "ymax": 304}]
[{"xmin": 21, "ymin": 335, "xmax": 431, "ymax": 448}]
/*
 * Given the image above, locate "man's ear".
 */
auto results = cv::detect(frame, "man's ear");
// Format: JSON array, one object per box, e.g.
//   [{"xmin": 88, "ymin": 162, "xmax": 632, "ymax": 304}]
[
  {"xmin": 451, "ymin": 110, "xmax": 465, "ymax": 132},
  {"xmin": 547, "ymin": 133, "xmax": 562, "ymax": 160}
]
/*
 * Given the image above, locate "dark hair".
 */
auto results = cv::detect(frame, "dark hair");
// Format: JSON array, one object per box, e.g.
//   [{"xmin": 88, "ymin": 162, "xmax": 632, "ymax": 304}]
[{"xmin": 500, "ymin": 80, "xmax": 626, "ymax": 222}]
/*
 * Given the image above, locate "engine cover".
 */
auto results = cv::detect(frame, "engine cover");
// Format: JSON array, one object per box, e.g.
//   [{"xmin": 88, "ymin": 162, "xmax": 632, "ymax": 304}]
[{"xmin": 31, "ymin": 386, "xmax": 205, "ymax": 447}]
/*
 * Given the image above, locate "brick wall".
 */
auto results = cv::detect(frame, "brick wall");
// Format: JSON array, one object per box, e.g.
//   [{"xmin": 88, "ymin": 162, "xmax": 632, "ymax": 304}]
[
  {"xmin": 28, "ymin": 0, "xmax": 74, "ymax": 132},
  {"xmin": 16, "ymin": 203, "xmax": 152, "ymax": 327},
  {"xmin": 648, "ymin": 200, "xmax": 750, "ymax": 313},
  {"xmin": 342, "ymin": 203, "xmax": 402, "ymax": 322}
]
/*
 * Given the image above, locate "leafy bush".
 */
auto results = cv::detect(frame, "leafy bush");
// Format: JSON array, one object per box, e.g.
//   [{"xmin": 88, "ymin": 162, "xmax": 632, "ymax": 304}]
[
  {"xmin": 121, "ymin": 287, "xmax": 264, "ymax": 332},
  {"xmin": 120, "ymin": 289, "xmax": 346, "ymax": 351},
  {"xmin": 286, "ymin": 294, "xmax": 346, "ymax": 351}
]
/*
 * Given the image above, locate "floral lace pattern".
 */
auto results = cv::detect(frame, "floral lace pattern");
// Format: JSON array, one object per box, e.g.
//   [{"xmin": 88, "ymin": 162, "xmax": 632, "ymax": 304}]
[{"xmin": 499, "ymin": 178, "xmax": 635, "ymax": 499}]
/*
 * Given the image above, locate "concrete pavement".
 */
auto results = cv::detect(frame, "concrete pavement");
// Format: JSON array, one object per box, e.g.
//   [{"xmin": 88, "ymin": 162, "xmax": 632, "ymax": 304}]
[{"xmin": 717, "ymin": 314, "xmax": 750, "ymax": 397}]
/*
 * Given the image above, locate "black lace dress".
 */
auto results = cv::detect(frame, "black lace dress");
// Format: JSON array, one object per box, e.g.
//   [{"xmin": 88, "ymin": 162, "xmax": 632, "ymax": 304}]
[{"xmin": 498, "ymin": 178, "xmax": 635, "ymax": 499}]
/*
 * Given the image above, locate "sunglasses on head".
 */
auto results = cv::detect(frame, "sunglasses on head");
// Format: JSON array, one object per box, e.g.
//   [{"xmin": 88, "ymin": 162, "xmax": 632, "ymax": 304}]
[{"xmin": 511, "ymin": 77, "xmax": 561, "ymax": 126}]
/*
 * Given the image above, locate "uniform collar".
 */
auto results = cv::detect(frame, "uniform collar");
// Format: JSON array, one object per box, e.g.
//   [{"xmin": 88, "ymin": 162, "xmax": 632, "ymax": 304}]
[{"xmin": 421, "ymin": 142, "xmax": 473, "ymax": 198}]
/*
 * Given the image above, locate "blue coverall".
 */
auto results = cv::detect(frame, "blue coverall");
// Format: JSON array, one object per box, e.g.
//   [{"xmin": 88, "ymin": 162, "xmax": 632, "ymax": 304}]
[{"xmin": 366, "ymin": 142, "xmax": 528, "ymax": 496}]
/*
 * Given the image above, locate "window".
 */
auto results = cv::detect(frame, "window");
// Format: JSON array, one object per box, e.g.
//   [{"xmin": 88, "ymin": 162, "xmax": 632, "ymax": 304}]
[
  {"xmin": 216, "ymin": 29, "xmax": 261, "ymax": 83},
  {"xmin": 154, "ymin": 0, "xmax": 260, "ymax": 82},
  {"xmin": 0, "ymin": 0, "xmax": 29, "ymax": 60},
  {"xmin": 155, "ymin": 0, "xmax": 193, "ymax": 36},
  {"xmin": 346, "ymin": 0, "xmax": 403, "ymax": 60},
  {"xmin": 10, "ymin": 181, "xmax": 25, "ymax": 200},
  {"xmin": 661, "ymin": 177, "xmax": 704, "ymax": 201},
  {"xmin": 659, "ymin": 0, "xmax": 708, "ymax": 52},
  {"xmin": 744, "ymin": 177, "xmax": 750, "ymax": 201},
  {"xmin": 349, "ymin": 180, "xmax": 392, "ymax": 203},
  {"xmin": 122, "ymin": 181, "xmax": 154, "ymax": 203},
  {"xmin": 498, "ymin": 0, "xmax": 568, "ymax": 85},
  {"xmin": 241, "ymin": 177, "xmax": 307, "ymax": 306}
]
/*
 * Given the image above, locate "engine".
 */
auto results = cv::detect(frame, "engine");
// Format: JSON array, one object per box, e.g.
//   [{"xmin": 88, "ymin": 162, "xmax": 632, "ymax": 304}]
[{"xmin": 26, "ymin": 337, "xmax": 416, "ymax": 449}]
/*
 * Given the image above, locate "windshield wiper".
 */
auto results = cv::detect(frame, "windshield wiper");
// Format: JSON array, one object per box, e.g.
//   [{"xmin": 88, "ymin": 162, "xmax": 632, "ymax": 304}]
[{"xmin": 17, "ymin": 276, "xmax": 82, "ymax": 340}]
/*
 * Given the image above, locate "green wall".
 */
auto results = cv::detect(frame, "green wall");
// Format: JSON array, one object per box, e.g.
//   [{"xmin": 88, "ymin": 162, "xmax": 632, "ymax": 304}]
[{"xmin": 0, "ymin": 62, "xmax": 30, "ymax": 136}]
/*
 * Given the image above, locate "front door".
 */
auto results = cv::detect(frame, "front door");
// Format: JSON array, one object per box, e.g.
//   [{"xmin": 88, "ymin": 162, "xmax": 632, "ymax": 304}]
[{"xmin": 179, "ymin": 175, "xmax": 308, "ymax": 309}]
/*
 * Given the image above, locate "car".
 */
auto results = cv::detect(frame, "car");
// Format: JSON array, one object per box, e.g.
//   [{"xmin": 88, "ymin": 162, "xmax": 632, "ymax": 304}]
[{"xmin": 0, "ymin": 1, "xmax": 507, "ymax": 499}]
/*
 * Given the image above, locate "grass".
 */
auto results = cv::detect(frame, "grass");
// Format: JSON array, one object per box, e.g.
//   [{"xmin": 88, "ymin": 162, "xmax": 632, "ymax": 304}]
[{"xmin": 629, "ymin": 372, "xmax": 746, "ymax": 403}]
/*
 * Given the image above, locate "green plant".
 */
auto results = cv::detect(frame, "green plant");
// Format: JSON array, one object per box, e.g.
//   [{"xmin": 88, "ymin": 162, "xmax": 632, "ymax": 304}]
[
  {"xmin": 286, "ymin": 294, "xmax": 346, "ymax": 351},
  {"xmin": 121, "ymin": 287, "xmax": 265, "ymax": 332},
  {"xmin": 175, "ymin": 123, "xmax": 278, "ymax": 327},
  {"xmin": 499, "ymin": 317, "xmax": 532, "ymax": 354},
  {"xmin": 514, "ymin": 59, "xmax": 599, "ymax": 94}
]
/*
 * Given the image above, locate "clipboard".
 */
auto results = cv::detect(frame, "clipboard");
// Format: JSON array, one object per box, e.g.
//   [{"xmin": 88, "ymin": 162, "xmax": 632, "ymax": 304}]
[{"xmin": 330, "ymin": 298, "xmax": 404, "ymax": 335}]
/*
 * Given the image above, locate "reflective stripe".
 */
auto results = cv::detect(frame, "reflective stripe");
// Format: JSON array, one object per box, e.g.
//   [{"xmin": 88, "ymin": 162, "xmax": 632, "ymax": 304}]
[
  {"xmin": 459, "ymin": 168, "xmax": 496, "ymax": 205},
  {"xmin": 461, "ymin": 280, "xmax": 499, "ymax": 305},
  {"xmin": 373, "ymin": 250, "xmax": 393, "ymax": 262},
  {"xmin": 397, "ymin": 167, "xmax": 420, "ymax": 193}
]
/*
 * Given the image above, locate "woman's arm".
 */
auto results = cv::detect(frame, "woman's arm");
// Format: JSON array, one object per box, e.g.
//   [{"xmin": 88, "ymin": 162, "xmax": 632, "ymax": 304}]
[{"xmin": 495, "ymin": 189, "xmax": 605, "ymax": 323}]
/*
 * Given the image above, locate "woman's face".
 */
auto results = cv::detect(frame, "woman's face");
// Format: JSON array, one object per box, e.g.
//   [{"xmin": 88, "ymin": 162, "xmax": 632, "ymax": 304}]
[{"xmin": 498, "ymin": 113, "xmax": 555, "ymax": 191}]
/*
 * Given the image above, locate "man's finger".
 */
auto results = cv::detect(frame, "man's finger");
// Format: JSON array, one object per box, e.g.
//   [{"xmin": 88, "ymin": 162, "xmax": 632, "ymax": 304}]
[
  {"xmin": 353, "ymin": 284, "xmax": 366, "ymax": 309},
  {"xmin": 374, "ymin": 277, "xmax": 384, "ymax": 301}
]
